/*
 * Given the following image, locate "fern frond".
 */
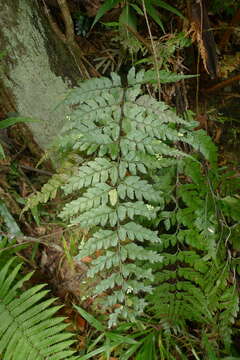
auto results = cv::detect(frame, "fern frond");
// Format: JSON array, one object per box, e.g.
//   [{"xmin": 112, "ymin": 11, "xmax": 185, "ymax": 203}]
[
  {"xmin": 0, "ymin": 258, "xmax": 79, "ymax": 360},
  {"xmin": 150, "ymin": 155, "xmax": 239, "ymax": 351},
  {"xmin": 23, "ymin": 157, "xmax": 80, "ymax": 213},
  {"xmin": 27, "ymin": 68, "xmax": 223, "ymax": 327},
  {"xmin": 23, "ymin": 173, "xmax": 67, "ymax": 212},
  {"xmin": 149, "ymin": 247, "xmax": 212, "ymax": 326},
  {"xmin": 185, "ymin": 129, "xmax": 218, "ymax": 165},
  {"xmin": 55, "ymin": 68, "xmax": 223, "ymax": 326}
]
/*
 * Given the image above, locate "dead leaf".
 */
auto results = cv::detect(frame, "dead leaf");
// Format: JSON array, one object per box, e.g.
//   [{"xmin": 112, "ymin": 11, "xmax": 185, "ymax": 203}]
[{"xmin": 81, "ymin": 256, "xmax": 92, "ymax": 263}]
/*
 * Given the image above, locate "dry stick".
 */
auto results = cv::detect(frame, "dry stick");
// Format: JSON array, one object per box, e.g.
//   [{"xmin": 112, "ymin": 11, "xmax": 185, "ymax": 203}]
[
  {"xmin": 141, "ymin": 0, "xmax": 161, "ymax": 100},
  {"xmin": 56, "ymin": 0, "xmax": 75, "ymax": 42},
  {"xmin": 195, "ymin": 0, "xmax": 204, "ymax": 115},
  {"xmin": 19, "ymin": 164, "xmax": 53, "ymax": 176},
  {"xmin": 42, "ymin": 0, "xmax": 66, "ymax": 43},
  {"xmin": 44, "ymin": 0, "xmax": 88, "ymax": 78},
  {"xmin": 0, "ymin": 164, "xmax": 53, "ymax": 176},
  {"xmin": 0, "ymin": 232, "xmax": 65, "ymax": 249},
  {"xmin": 205, "ymin": 74, "xmax": 240, "ymax": 93},
  {"xmin": 55, "ymin": 0, "xmax": 89, "ymax": 77}
]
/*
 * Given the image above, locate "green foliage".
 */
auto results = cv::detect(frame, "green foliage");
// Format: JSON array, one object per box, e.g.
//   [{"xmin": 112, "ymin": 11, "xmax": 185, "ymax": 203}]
[
  {"xmin": 74, "ymin": 305, "xmax": 144, "ymax": 360},
  {"xmin": 0, "ymin": 117, "xmax": 37, "ymax": 130},
  {"xmin": 24, "ymin": 173, "xmax": 67, "ymax": 210},
  {"xmin": 210, "ymin": 0, "xmax": 240, "ymax": 15},
  {"xmin": 0, "ymin": 200, "xmax": 22, "ymax": 237},
  {"xmin": 90, "ymin": 2, "xmax": 189, "ymax": 76},
  {"xmin": 143, "ymin": 68, "xmax": 196, "ymax": 84},
  {"xmin": 92, "ymin": 0, "xmax": 183, "ymax": 31},
  {"xmin": 0, "ymin": 257, "xmax": 80, "ymax": 360},
  {"xmin": 25, "ymin": 68, "xmax": 218, "ymax": 329},
  {"xmin": 24, "ymin": 66, "xmax": 240, "ymax": 355},
  {"xmin": 148, "ymin": 158, "xmax": 240, "ymax": 355},
  {"xmin": 74, "ymin": 14, "xmax": 93, "ymax": 37}
]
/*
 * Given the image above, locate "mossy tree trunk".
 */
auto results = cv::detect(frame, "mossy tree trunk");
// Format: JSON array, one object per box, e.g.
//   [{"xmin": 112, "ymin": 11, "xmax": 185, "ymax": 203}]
[{"xmin": 0, "ymin": 0, "xmax": 81, "ymax": 151}]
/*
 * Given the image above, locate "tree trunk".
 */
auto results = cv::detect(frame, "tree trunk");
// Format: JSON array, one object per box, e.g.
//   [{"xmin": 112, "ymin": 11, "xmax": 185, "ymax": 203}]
[{"xmin": 0, "ymin": 0, "xmax": 81, "ymax": 152}]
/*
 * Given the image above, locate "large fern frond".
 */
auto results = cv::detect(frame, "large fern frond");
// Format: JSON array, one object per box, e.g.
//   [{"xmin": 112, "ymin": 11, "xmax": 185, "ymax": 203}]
[{"xmin": 24, "ymin": 68, "xmax": 221, "ymax": 327}]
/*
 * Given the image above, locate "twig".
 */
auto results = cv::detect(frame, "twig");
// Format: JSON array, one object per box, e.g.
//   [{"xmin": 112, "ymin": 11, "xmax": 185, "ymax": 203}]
[
  {"xmin": 19, "ymin": 164, "xmax": 53, "ymax": 176},
  {"xmin": 42, "ymin": 0, "xmax": 66, "ymax": 43},
  {"xmin": 141, "ymin": 0, "xmax": 161, "ymax": 100},
  {"xmin": 204, "ymin": 74, "xmax": 240, "ymax": 93},
  {"xmin": 0, "ymin": 232, "xmax": 62, "ymax": 250},
  {"xmin": 56, "ymin": 0, "xmax": 75, "ymax": 43}
]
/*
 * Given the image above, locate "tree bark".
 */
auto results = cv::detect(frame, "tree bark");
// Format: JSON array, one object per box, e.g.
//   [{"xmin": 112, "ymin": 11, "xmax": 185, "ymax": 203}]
[{"xmin": 0, "ymin": 0, "xmax": 81, "ymax": 151}]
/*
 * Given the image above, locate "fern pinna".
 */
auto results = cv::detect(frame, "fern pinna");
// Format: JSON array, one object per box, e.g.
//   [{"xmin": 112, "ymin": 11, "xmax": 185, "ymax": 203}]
[{"xmin": 53, "ymin": 68, "xmax": 206, "ymax": 326}]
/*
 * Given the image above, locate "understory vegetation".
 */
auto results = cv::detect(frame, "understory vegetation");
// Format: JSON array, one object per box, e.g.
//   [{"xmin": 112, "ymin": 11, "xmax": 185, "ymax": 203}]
[{"xmin": 1, "ymin": 0, "xmax": 240, "ymax": 359}]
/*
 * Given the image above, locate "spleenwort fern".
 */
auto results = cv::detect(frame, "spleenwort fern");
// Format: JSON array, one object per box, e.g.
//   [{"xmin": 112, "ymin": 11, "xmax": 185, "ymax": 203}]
[
  {"xmin": 25, "ymin": 68, "xmax": 220, "ymax": 327},
  {"xmin": 59, "ymin": 69, "xmax": 167, "ymax": 327}
]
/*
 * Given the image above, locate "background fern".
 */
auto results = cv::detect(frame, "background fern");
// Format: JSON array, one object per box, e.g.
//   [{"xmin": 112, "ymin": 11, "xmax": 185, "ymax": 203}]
[
  {"xmin": 0, "ymin": 256, "xmax": 80, "ymax": 360},
  {"xmin": 148, "ymin": 157, "xmax": 239, "ymax": 354}
]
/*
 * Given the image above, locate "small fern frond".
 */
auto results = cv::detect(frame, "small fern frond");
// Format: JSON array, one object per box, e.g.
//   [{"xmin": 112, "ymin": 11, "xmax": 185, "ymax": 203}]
[
  {"xmin": 23, "ymin": 156, "xmax": 79, "ymax": 213},
  {"xmin": 0, "ymin": 258, "xmax": 79, "ymax": 360},
  {"xmin": 24, "ymin": 173, "xmax": 67, "ymax": 210}
]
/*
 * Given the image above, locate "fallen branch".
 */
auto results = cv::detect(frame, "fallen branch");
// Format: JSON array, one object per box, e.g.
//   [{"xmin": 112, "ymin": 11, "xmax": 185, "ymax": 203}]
[{"xmin": 204, "ymin": 74, "xmax": 240, "ymax": 93}]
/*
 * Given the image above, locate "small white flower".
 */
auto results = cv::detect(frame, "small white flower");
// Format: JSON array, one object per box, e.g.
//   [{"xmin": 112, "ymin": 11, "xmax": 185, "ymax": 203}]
[
  {"xmin": 155, "ymin": 153, "xmax": 163, "ymax": 160},
  {"xmin": 177, "ymin": 132, "xmax": 184, "ymax": 137},
  {"xmin": 66, "ymin": 115, "xmax": 71, "ymax": 120},
  {"xmin": 146, "ymin": 204, "xmax": 154, "ymax": 211},
  {"xmin": 127, "ymin": 287, "xmax": 133, "ymax": 294}
]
